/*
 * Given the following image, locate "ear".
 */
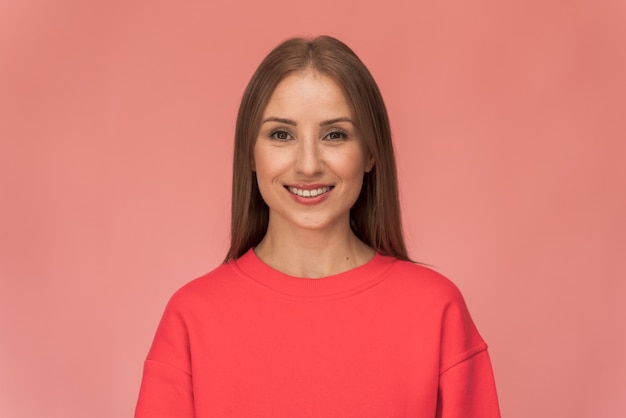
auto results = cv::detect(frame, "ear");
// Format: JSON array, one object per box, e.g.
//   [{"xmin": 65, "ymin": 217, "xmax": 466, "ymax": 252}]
[
  {"xmin": 365, "ymin": 154, "xmax": 375, "ymax": 173},
  {"xmin": 250, "ymin": 156, "xmax": 256, "ymax": 172}
]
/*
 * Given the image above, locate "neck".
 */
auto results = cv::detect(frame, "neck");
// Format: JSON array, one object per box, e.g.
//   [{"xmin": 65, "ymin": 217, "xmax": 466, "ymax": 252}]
[{"xmin": 254, "ymin": 224, "xmax": 374, "ymax": 279}]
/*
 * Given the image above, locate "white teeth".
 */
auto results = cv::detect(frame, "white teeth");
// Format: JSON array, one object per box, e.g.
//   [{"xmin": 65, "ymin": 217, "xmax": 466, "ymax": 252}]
[{"xmin": 288, "ymin": 186, "xmax": 331, "ymax": 198}]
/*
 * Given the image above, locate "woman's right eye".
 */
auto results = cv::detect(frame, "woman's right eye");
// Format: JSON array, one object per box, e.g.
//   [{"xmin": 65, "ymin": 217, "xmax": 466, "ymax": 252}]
[{"xmin": 270, "ymin": 130, "xmax": 292, "ymax": 141}]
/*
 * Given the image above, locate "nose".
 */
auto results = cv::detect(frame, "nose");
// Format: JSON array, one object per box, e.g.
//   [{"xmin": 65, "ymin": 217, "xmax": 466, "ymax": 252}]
[{"xmin": 295, "ymin": 137, "xmax": 323, "ymax": 176}]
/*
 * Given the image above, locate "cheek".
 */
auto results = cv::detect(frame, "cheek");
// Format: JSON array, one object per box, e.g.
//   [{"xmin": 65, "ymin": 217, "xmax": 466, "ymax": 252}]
[
  {"xmin": 331, "ymin": 148, "xmax": 370, "ymax": 178},
  {"xmin": 252, "ymin": 144, "xmax": 271, "ymax": 175},
  {"xmin": 253, "ymin": 146, "xmax": 289, "ymax": 186},
  {"xmin": 253, "ymin": 147, "xmax": 271, "ymax": 178},
  {"xmin": 253, "ymin": 151, "xmax": 272, "ymax": 202}
]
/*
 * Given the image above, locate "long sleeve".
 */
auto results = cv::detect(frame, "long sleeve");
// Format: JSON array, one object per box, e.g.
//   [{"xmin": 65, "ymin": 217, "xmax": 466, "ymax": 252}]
[
  {"xmin": 135, "ymin": 360, "xmax": 195, "ymax": 418},
  {"xmin": 436, "ymin": 349, "xmax": 500, "ymax": 417},
  {"xmin": 134, "ymin": 252, "xmax": 500, "ymax": 417},
  {"xmin": 435, "ymin": 285, "xmax": 501, "ymax": 417},
  {"xmin": 135, "ymin": 294, "xmax": 195, "ymax": 418}
]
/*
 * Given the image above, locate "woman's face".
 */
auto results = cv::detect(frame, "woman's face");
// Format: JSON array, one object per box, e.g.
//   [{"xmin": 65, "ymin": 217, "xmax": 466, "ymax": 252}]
[{"xmin": 253, "ymin": 70, "xmax": 374, "ymax": 235}]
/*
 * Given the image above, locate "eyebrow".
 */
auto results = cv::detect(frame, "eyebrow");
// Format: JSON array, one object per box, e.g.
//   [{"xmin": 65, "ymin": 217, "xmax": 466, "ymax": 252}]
[
  {"xmin": 320, "ymin": 117, "xmax": 354, "ymax": 127},
  {"xmin": 261, "ymin": 116, "xmax": 354, "ymax": 127}
]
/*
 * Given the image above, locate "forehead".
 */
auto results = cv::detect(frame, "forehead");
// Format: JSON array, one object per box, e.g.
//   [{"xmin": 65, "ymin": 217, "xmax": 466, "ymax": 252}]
[{"xmin": 263, "ymin": 70, "xmax": 353, "ymax": 118}]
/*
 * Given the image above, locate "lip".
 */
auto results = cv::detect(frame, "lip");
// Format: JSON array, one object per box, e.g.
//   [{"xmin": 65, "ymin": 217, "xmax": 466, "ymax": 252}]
[
  {"xmin": 284, "ymin": 184, "xmax": 334, "ymax": 205},
  {"xmin": 287, "ymin": 183, "xmax": 332, "ymax": 190}
]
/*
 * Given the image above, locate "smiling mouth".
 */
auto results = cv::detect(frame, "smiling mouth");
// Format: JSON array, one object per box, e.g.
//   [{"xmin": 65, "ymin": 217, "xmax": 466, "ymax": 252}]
[{"xmin": 286, "ymin": 186, "xmax": 333, "ymax": 198}]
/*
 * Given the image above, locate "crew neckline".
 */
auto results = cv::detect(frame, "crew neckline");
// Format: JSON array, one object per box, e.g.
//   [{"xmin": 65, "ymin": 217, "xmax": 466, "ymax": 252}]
[{"xmin": 232, "ymin": 248, "xmax": 397, "ymax": 301}]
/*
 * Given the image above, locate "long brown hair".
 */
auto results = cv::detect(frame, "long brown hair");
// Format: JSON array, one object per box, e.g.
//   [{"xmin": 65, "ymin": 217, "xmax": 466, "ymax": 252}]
[{"xmin": 225, "ymin": 36, "xmax": 410, "ymax": 262}]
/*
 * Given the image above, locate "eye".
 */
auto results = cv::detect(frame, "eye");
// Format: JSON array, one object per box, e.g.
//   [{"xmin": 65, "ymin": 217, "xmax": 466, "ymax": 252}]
[
  {"xmin": 323, "ymin": 130, "xmax": 348, "ymax": 141},
  {"xmin": 270, "ymin": 129, "xmax": 292, "ymax": 141}
]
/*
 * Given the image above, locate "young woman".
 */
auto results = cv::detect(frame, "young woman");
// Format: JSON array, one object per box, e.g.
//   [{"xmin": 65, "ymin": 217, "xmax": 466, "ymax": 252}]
[{"xmin": 135, "ymin": 36, "xmax": 500, "ymax": 417}]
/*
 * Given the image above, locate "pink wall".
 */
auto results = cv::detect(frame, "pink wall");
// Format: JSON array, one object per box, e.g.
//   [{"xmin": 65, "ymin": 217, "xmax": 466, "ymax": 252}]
[{"xmin": 1, "ymin": 1, "xmax": 624, "ymax": 417}]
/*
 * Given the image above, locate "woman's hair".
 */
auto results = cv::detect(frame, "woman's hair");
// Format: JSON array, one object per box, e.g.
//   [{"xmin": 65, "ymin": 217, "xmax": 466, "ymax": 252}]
[{"xmin": 225, "ymin": 35, "xmax": 410, "ymax": 262}]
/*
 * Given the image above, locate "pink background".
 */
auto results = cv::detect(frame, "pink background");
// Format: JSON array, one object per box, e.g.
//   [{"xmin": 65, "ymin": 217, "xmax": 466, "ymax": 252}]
[{"xmin": 1, "ymin": 0, "xmax": 625, "ymax": 417}]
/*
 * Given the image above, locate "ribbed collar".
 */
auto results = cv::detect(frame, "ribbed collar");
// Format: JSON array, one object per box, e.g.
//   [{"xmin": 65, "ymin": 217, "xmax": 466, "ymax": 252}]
[{"xmin": 232, "ymin": 248, "xmax": 397, "ymax": 301}]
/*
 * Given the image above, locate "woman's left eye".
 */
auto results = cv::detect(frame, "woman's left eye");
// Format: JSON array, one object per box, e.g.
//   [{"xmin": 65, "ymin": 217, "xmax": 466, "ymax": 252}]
[{"xmin": 324, "ymin": 131, "xmax": 347, "ymax": 141}]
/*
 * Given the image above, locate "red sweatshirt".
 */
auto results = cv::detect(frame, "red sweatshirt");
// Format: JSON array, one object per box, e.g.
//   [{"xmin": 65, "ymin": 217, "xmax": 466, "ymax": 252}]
[{"xmin": 136, "ymin": 250, "xmax": 500, "ymax": 417}]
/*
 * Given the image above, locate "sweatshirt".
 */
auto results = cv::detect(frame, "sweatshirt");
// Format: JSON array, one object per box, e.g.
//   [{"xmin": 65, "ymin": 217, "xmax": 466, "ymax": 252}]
[{"xmin": 135, "ymin": 249, "xmax": 500, "ymax": 417}]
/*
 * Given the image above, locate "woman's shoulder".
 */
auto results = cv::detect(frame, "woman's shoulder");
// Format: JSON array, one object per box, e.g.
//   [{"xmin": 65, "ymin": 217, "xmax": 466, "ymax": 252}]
[
  {"xmin": 165, "ymin": 259, "xmax": 242, "ymax": 307},
  {"xmin": 385, "ymin": 257, "xmax": 484, "ymax": 347},
  {"xmin": 384, "ymin": 256, "xmax": 467, "ymax": 304}
]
